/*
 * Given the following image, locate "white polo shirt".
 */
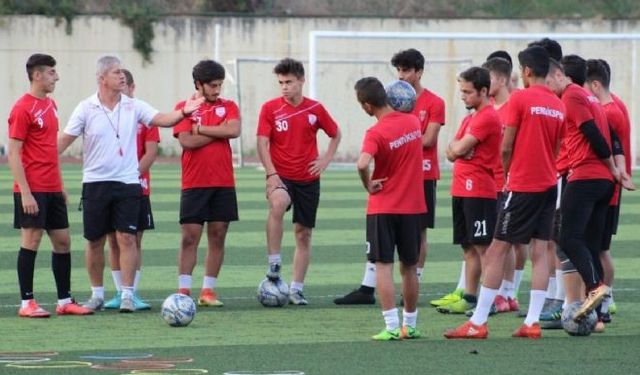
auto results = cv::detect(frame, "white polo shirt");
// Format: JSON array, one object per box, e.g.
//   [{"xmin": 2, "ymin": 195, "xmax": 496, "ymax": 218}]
[{"xmin": 65, "ymin": 93, "xmax": 159, "ymax": 184}]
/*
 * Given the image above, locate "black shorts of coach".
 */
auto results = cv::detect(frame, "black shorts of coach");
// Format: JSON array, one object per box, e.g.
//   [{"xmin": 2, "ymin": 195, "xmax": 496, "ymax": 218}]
[
  {"xmin": 452, "ymin": 197, "xmax": 497, "ymax": 247},
  {"xmin": 14, "ymin": 192, "xmax": 69, "ymax": 230},
  {"xmin": 81, "ymin": 182, "xmax": 142, "ymax": 241},
  {"xmin": 180, "ymin": 187, "xmax": 239, "ymax": 225},
  {"xmin": 420, "ymin": 180, "xmax": 437, "ymax": 230},
  {"xmin": 366, "ymin": 214, "xmax": 422, "ymax": 265},
  {"xmin": 137, "ymin": 195, "xmax": 155, "ymax": 231},
  {"xmin": 494, "ymin": 186, "xmax": 556, "ymax": 244},
  {"xmin": 279, "ymin": 177, "xmax": 320, "ymax": 229}
]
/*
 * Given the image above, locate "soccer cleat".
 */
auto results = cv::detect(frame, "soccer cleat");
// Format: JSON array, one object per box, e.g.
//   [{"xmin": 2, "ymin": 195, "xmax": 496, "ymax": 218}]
[
  {"xmin": 465, "ymin": 303, "xmax": 497, "ymax": 318},
  {"xmin": 574, "ymin": 284, "xmax": 609, "ymax": 322},
  {"xmin": 608, "ymin": 301, "xmax": 617, "ymax": 314},
  {"xmin": 430, "ymin": 288, "xmax": 463, "ymax": 307},
  {"xmin": 198, "ymin": 289, "xmax": 224, "ymax": 307},
  {"xmin": 540, "ymin": 308, "xmax": 562, "ymax": 329},
  {"xmin": 333, "ymin": 289, "xmax": 375, "ymax": 305},
  {"xmin": 436, "ymin": 298, "xmax": 475, "ymax": 314},
  {"xmin": 18, "ymin": 300, "xmax": 50, "ymax": 318},
  {"xmin": 601, "ymin": 312, "xmax": 612, "ymax": 324},
  {"xmin": 443, "ymin": 321, "xmax": 488, "ymax": 339},
  {"xmin": 177, "ymin": 288, "xmax": 191, "ymax": 296},
  {"xmin": 540, "ymin": 300, "xmax": 563, "ymax": 321},
  {"xmin": 289, "ymin": 289, "xmax": 308, "ymax": 305},
  {"xmin": 104, "ymin": 292, "xmax": 122, "ymax": 310},
  {"xmin": 56, "ymin": 302, "xmax": 94, "ymax": 315},
  {"xmin": 372, "ymin": 328, "xmax": 401, "ymax": 341},
  {"xmin": 512, "ymin": 323, "xmax": 542, "ymax": 339},
  {"xmin": 132, "ymin": 294, "xmax": 151, "ymax": 310},
  {"xmin": 494, "ymin": 295, "xmax": 510, "ymax": 313},
  {"xmin": 540, "ymin": 318, "xmax": 563, "ymax": 329},
  {"xmin": 400, "ymin": 326, "xmax": 422, "ymax": 339},
  {"xmin": 594, "ymin": 319, "xmax": 605, "ymax": 333},
  {"xmin": 119, "ymin": 296, "xmax": 135, "ymax": 313},
  {"xmin": 266, "ymin": 263, "xmax": 281, "ymax": 281},
  {"xmin": 82, "ymin": 297, "xmax": 104, "ymax": 311},
  {"xmin": 508, "ymin": 297, "xmax": 520, "ymax": 312}
]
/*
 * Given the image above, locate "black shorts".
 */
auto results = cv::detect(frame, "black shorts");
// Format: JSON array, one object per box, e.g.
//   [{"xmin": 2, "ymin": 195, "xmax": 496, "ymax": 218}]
[
  {"xmin": 280, "ymin": 177, "xmax": 320, "ymax": 229},
  {"xmin": 494, "ymin": 186, "xmax": 556, "ymax": 244},
  {"xmin": 420, "ymin": 180, "xmax": 436, "ymax": 229},
  {"xmin": 452, "ymin": 197, "xmax": 497, "ymax": 247},
  {"xmin": 180, "ymin": 187, "xmax": 239, "ymax": 225},
  {"xmin": 82, "ymin": 182, "xmax": 142, "ymax": 241},
  {"xmin": 14, "ymin": 192, "xmax": 69, "ymax": 230},
  {"xmin": 552, "ymin": 174, "xmax": 568, "ymax": 243},
  {"xmin": 138, "ymin": 195, "xmax": 155, "ymax": 231},
  {"xmin": 366, "ymin": 214, "xmax": 421, "ymax": 265}
]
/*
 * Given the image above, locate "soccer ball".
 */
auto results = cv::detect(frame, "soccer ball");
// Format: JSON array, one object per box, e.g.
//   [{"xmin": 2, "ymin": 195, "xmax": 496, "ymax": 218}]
[
  {"xmin": 385, "ymin": 79, "xmax": 417, "ymax": 113},
  {"xmin": 561, "ymin": 301, "xmax": 597, "ymax": 336},
  {"xmin": 257, "ymin": 278, "xmax": 289, "ymax": 307},
  {"xmin": 161, "ymin": 293, "xmax": 196, "ymax": 327}
]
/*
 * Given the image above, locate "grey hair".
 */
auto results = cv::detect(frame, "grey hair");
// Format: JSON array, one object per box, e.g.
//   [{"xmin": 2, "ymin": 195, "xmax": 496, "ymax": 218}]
[{"xmin": 96, "ymin": 55, "xmax": 122, "ymax": 79}]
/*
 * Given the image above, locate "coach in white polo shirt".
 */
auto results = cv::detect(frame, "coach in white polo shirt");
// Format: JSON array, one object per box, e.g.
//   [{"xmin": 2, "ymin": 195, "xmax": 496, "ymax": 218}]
[{"xmin": 58, "ymin": 55, "xmax": 203, "ymax": 313}]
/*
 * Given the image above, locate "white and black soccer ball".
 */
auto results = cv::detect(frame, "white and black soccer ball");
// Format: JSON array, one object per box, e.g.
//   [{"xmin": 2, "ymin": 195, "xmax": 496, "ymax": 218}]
[
  {"xmin": 161, "ymin": 293, "xmax": 196, "ymax": 327},
  {"xmin": 385, "ymin": 79, "xmax": 417, "ymax": 113},
  {"xmin": 257, "ymin": 278, "xmax": 289, "ymax": 307},
  {"xmin": 561, "ymin": 301, "xmax": 597, "ymax": 336}
]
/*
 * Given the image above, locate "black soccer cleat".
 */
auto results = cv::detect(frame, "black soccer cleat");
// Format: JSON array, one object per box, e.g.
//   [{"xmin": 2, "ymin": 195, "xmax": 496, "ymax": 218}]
[{"xmin": 333, "ymin": 288, "xmax": 375, "ymax": 305}]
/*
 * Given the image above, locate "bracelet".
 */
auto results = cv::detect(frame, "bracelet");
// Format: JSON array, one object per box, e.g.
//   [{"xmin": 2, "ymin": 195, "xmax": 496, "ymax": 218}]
[{"xmin": 266, "ymin": 173, "xmax": 278, "ymax": 180}]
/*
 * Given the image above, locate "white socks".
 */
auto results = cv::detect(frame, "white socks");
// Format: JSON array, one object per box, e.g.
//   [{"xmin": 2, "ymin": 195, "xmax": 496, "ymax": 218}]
[
  {"xmin": 268, "ymin": 253, "xmax": 282, "ymax": 265},
  {"xmin": 361, "ymin": 262, "xmax": 376, "ymax": 288},
  {"xmin": 290, "ymin": 281, "xmax": 304, "ymax": 292},
  {"xmin": 524, "ymin": 290, "xmax": 547, "ymax": 326},
  {"xmin": 455, "ymin": 261, "xmax": 466, "ymax": 290},
  {"xmin": 470, "ymin": 286, "xmax": 499, "ymax": 326},
  {"xmin": 555, "ymin": 269, "xmax": 565, "ymax": 300},
  {"xmin": 202, "ymin": 276, "xmax": 217, "ymax": 290},
  {"xmin": 403, "ymin": 310, "xmax": 418, "ymax": 328},
  {"xmin": 179, "ymin": 274, "xmax": 192, "ymax": 290},
  {"xmin": 546, "ymin": 277, "xmax": 557, "ymax": 299},
  {"xmin": 111, "ymin": 270, "xmax": 122, "ymax": 292},
  {"xmin": 91, "ymin": 286, "xmax": 104, "ymax": 300},
  {"xmin": 383, "ymin": 308, "xmax": 400, "ymax": 331}
]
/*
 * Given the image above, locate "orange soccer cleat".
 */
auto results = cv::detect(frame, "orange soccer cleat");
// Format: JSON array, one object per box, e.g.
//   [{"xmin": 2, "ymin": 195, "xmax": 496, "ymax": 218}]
[
  {"xmin": 512, "ymin": 323, "xmax": 542, "ymax": 339},
  {"xmin": 18, "ymin": 300, "xmax": 51, "ymax": 318},
  {"xmin": 444, "ymin": 321, "xmax": 488, "ymax": 339}
]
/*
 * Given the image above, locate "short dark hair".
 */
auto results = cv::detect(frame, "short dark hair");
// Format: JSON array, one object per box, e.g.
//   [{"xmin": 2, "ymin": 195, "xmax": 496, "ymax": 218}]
[
  {"xmin": 586, "ymin": 59, "xmax": 610, "ymax": 89},
  {"xmin": 561, "ymin": 55, "xmax": 587, "ymax": 86},
  {"xmin": 548, "ymin": 57, "xmax": 564, "ymax": 74},
  {"xmin": 599, "ymin": 59, "xmax": 612, "ymax": 80},
  {"xmin": 354, "ymin": 77, "xmax": 388, "ymax": 108},
  {"xmin": 274, "ymin": 58, "xmax": 305, "ymax": 78},
  {"xmin": 121, "ymin": 69, "xmax": 134, "ymax": 86},
  {"xmin": 26, "ymin": 53, "xmax": 56, "ymax": 82},
  {"xmin": 482, "ymin": 57, "xmax": 512, "ymax": 79},
  {"xmin": 486, "ymin": 50, "xmax": 512, "ymax": 66},
  {"xmin": 528, "ymin": 38, "xmax": 563, "ymax": 62},
  {"xmin": 391, "ymin": 48, "xmax": 425, "ymax": 71},
  {"xmin": 192, "ymin": 60, "xmax": 225, "ymax": 88},
  {"xmin": 458, "ymin": 67, "xmax": 491, "ymax": 93},
  {"xmin": 518, "ymin": 46, "xmax": 550, "ymax": 78}
]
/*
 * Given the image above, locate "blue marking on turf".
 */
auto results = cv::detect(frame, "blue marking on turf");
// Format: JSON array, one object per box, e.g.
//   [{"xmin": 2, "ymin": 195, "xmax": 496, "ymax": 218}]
[{"xmin": 79, "ymin": 353, "xmax": 153, "ymax": 360}]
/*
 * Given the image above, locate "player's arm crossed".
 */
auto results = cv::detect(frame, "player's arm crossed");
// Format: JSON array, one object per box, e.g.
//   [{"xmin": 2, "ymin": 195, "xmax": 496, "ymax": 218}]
[{"xmin": 446, "ymin": 134, "xmax": 478, "ymax": 162}]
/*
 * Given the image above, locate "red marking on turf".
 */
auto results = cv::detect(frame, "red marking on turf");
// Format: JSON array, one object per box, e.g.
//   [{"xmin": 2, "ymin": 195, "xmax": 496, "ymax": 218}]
[{"xmin": 122, "ymin": 357, "xmax": 194, "ymax": 364}]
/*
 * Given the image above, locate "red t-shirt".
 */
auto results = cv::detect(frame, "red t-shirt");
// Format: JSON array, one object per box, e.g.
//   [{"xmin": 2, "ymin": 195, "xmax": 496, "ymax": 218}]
[
  {"xmin": 413, "ymin": 88, "xmax": 446, "ymax": 180},
  {"xmin": 361, "ymin": 111, "xmax": 426, "ymax": 215},
  {"xmin": 505, "ymin": 84, "xmax": 565, "ymax": 192},
  {"xmin": 137, "ymin": 123, "xmax": 160, "ymax": 196},
  {"xmin": 561, "ymin": 84, "xmax": 613, "ymax": 183},
  {"xmin": 173, "ymin": 98, "xmax": 239, "ymax": 189},
  {"xmin": 607, "ymin": 97, "xmax": 632, "ymax": 175},
  {"xmin": 493, "ymin": 102, "xmax": 509, "ymax": 192},
  {"xmin": 257, "ymin": 97, "xmax": 339, "ymax": 182},
  {"xmin": 8, "ymin": 94, "xmax": 62, "ymax": 192},
  {"xmin": 556, "ymin": 137, "xmax": 570, "ymax": 176},
  {"xmin": 451, "ymin": 105, "xmax": 501, "ymax": 199}
]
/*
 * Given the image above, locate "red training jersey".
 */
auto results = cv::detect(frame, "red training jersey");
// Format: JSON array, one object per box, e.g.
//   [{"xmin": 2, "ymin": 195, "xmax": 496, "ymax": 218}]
[
  {"xmin": 451, "ymin": 105, "xmax": 501, "ymax": 199},
  {"xmin": 257, "ymin": 97, "xmax": 339, "ymax": 182},
  {"xmin": 561, "ymin": 84, "xmax": 613, "ymax": 183},
  {"xmin": 8, "ymin": 94, "xmax": 62, "ymax": 192},
  {"xmin": 361, "ymin": 111, "xmax": 426, "ymax": 215},
  {"xmin": 413, "ymin": 88, "xmax": 446, "ymax": 180},
  {"xmin": 173, "ymin": 98, "xmax": 239, "ymax": 189},
  {"xmin": 137, "ymin": 123, "xmax": 160, "ymax": 196},
  {"xmin": 492, "ymin": 101, "xmax": 509, "ymax": 192},
  {"xmin": 611, "ymin": 93, "xmax": 632, "ymax": 174},
  {"xmin": 504, "ymin": 84, "xmax": 565, "ymax": 192},
  {"xmin": 607, "ymin": 97, "xmax": 632, "ymax": 175}
]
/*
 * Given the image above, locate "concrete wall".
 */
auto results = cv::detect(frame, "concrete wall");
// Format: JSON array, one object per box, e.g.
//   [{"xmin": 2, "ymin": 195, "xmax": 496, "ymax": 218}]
[{"xmin": 1, "ymin": 15, "xmax": 638, "ymax": 166}]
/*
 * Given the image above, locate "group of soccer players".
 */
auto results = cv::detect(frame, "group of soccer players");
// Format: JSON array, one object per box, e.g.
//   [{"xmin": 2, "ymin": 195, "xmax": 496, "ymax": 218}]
[{"xmin": 7, "ymin": 38, "xmax": 634, "ymax": 341}]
